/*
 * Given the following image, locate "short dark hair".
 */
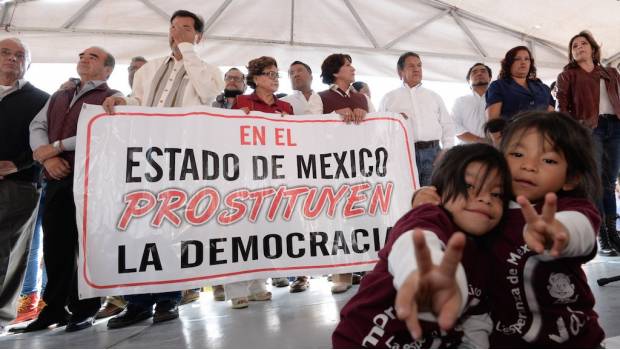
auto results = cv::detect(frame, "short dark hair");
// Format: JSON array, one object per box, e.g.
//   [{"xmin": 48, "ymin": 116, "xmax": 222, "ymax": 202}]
[
  {"xmin": 352, "ymin": 81, "xmax": 367, "ymax": 92},
  {"xmin": 131, "ymin": 56, "xmax": 147, "ymax": 64},
  {"xmin": 246, "ymin": 56, "xmax": 278, "ymax": 89},
  {"xmin": 549, "ymin": 81, "xmax": 556, "ymax": 91},
  {"xmin": 397, "ymin": 51, "xmax": 420, "ymax": 71},
  {"xmin": 466, "ymin": 63, "xmax": 492, "ymax": 81},
  {"xmin": 171, "ymin": 9, "xmax": 204, "ymax": 33},
  {"xmin": 499, "ymin": 111, "xmax": 600, "ymax": 201},
  {"xmin": 483, "ymin": 118, "xmax": 507, "ymax": 135},
  {"xmin": 289, "ymin": 60, "xmax": 312, "ymax": 74},
  {"xmin": 432, "ymin": 143, "xmax": 512, "ymax": 213},
  {"xmin": 499, "ymin": 46, "xmax": 537, "ymax": 80},
  {"xmin": 565, "ymin": 30, "xmax": 601, "ymax": 70},
  {"xmin": 225, "ymin": 67, "xmax": 245, "ymax": 79},
  {"xmin": 320, "ymin": 53, "xmax": 351, "ymax": 84}
]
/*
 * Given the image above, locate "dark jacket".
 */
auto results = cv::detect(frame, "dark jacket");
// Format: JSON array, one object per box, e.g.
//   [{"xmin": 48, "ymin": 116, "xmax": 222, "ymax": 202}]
[
  {"xmin": 0, "ymin": 82, "xmax": 49, "ymax": 182},
  {"xmin": 556, "ymin": 65, "xmax": 620, "ymax": 128}
]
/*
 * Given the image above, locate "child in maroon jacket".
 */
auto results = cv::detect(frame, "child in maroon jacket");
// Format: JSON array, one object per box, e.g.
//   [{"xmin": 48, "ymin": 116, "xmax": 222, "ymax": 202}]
[
  {"xmin": 333, "ymin": 143, "xmax": 512, "ymax": 348},
  {"xmin": 410, "ymin": 112, "xmax": 605, "ymax": 348}
]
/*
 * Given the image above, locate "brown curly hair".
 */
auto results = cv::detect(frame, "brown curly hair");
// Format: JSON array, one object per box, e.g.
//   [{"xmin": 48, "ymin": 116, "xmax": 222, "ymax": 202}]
[
  {"xmin": 246, "ymin": 56, "xmax": 278, "ymax": 89},
  {"xmin": 498, "ymin": 46, "xmax": 537, "ymax": 80}
]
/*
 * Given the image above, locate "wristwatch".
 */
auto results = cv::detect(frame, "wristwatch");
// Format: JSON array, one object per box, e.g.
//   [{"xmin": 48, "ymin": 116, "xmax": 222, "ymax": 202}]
[{"xmin": 52, "ymin": 140, "xmax": 62, "ymax": 152}]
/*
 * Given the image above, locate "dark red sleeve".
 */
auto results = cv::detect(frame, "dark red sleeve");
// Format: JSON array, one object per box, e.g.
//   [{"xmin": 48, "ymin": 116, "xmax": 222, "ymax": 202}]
[
  {"xmin": 380, "ymin": 204, "xmax": 457, "ymax": 261},
  {"xmin": 232, "ymin": 95, "xmax": 250, "ymax": 110},
  {"xmin": 556, "ymin": 70, "xmax": 572, "ymax": 115},
  {"xmin": 280, "ymin": 101, "xmax": 294, "ymax": 115}
]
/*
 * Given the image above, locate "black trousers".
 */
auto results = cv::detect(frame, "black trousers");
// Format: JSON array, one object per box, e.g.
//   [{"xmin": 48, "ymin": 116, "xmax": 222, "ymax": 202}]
[
  {"xmin": 42, "ymin": 176, "xmax": 100, "ymax": 318},
  {"xmin": 0, "ymin": 180, "xmax": 39, "ymax": 325}
]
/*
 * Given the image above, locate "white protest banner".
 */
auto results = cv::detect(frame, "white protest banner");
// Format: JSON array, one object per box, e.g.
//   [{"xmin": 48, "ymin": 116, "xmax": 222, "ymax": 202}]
[{"xmin": 74, "ymin": 104, "xmax": 418, "ymax": 298}]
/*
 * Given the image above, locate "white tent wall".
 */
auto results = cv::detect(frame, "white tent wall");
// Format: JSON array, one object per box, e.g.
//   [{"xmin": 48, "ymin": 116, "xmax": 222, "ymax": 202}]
[{"xmin": 1, "ymin": 0, "xmax": 619, "ymax": 82}]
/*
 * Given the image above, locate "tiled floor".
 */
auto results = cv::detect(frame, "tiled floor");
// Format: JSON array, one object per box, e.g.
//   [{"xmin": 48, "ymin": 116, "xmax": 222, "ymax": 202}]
[{"xmin": 1, "ymin": 257, "xmax": 620, "ymax": 348}]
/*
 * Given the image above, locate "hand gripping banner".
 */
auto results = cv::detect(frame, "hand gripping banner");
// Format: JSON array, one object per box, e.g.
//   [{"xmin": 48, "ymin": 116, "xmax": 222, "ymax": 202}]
[{"xmin": 74, "ymin": 105, "xmax": 418, "ymax": 298}]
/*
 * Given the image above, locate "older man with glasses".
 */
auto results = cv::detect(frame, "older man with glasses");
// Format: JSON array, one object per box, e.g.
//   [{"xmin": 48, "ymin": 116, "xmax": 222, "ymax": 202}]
[
  {"xmin": 212, "ymin": 67, "xmax": 246, "ymax": 109},
  {"xmin": 0, "ymin": 37, "xmax": 49, "ymax": 333}
]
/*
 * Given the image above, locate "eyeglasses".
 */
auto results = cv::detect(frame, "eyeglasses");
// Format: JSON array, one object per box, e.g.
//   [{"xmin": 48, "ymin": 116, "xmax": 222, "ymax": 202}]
[
  {"xmin": 225, "ymin": 76, "xmax": 244, "ymax": 82},
  {"xmin": 259, "ymin": 71, "xmax": 280, "ymax": 79},
  {"xmin": 0, "ymin": 49, "xmax": 26, "ymax": 62}
]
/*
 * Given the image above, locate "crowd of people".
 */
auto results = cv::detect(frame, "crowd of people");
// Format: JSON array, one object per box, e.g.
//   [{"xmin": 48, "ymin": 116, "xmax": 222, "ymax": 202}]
[{"xmin": 1, "ymin": 7, "xmax": 620, "ymax": 347}]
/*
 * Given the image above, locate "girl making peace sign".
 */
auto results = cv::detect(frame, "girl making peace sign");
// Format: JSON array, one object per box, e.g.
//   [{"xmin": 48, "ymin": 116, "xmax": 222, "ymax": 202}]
[{"xmin": 407, "ymin": 111, "xmax": 605, "ymax": 348}]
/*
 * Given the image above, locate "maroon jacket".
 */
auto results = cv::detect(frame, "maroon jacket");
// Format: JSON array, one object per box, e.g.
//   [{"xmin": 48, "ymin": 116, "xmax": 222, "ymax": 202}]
[
  {"xmin": 333, "ymin": 205, "xmax": 491, "ymax": 348},
  {"xmin": 319, "ymin": 88, "xmax": 368, "ymax": 113},
  {"xmin": 489, "ymin": 197, "xmax": 604, "ymax": 348},
  {"xmin": 47, "ymin": 82, "xmax": 118, "ymax": 168},
  {"xmin": 556, "ymin": 65, "xmax": 620, "ymax": 128}
]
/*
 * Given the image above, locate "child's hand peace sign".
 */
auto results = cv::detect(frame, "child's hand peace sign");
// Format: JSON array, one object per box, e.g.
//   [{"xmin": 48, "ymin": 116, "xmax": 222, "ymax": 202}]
[
  {"xmin": 517, "ymin": 192, "xmax": 569, "ymax": 257},
  {"xmin": 394, "ymin": 229, "xmax": 466, "ymax": 340}
]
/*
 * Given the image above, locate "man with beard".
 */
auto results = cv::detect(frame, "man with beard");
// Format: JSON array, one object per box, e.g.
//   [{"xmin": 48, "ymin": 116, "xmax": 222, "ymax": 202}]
[
  {"xmin": 207, "ymin": 67, "xmax": 246, "ymax": 302},
  {"xmin": 452, "ymin": 63, "xmax": 493, "ymax": 144},
  {"xmin": 212, "ymin": 67, "xmax": 246, "ymax": 109},
  {"xmin": 102, "ymin": 9, "xmax": 224, "ymax": 329}
]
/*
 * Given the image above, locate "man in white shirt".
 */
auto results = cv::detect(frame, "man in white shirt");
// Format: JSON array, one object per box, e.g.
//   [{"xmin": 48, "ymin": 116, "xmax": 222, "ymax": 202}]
[
  {"xmin": 452, "ymin": 63, "xmax": 492, "ymax": 144},
  {"xmin": 379, "ymin": 52, "xmax": 454, "ymax": 187},
  {"xmin": 103, "ymin": 10, "xmax": 224, "ymax": 112},
  {"xmin": 102, "ymin": 9, "xmax": 224, "ymax": 329},
  {"xmin": 280, "ymin": 60, "xmax": 323, "ymax": 294},
  {"xmin": 281, "ymin": 61, "xmax": 323, "ymax": 115}
]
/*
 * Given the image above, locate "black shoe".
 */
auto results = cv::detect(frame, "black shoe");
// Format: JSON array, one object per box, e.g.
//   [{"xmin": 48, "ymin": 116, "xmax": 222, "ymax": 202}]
[
  {"xmin": 604, "ymin": 216, "xmax": 620, "ymax": 254},
  {"xmin": 153, "ymin": 303, "xmax": 179, "ymax": 324},
  {"xmin": 66, "ymin": 316, "xmax": 95, "ymax": 332},
  {"xmin": 107, "ymin": 306, "xmax": 153, "ymax": 329},
  {"xmin": 9, "ymin": 308, "xmax": 68, "ymax": 333}
]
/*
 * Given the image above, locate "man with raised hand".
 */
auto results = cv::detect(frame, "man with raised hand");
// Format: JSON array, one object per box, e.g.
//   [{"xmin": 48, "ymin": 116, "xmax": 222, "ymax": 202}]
[{"xmin": 102, "ymin": 9, "xmax": 224, "ymax": 329}]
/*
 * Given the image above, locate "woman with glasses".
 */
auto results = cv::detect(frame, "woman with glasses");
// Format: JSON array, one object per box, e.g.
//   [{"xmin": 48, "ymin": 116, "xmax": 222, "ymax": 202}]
[
  {"xmin": 226, "ymin": 56, "xmax": 292, "ymax": 310},
  {"xmin": 232, "ymin": 56, "xmax": 293, "ymax": 115}
]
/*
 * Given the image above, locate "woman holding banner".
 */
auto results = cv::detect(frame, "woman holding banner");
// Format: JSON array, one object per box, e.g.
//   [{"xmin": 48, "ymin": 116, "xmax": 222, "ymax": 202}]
[
  {"xmin": 227, "ymin": 56, "xmax": 293, "ymax": 309},
  {"xmin": 318, "ymin": 53, "xmax": 372, "ymax": 294}
]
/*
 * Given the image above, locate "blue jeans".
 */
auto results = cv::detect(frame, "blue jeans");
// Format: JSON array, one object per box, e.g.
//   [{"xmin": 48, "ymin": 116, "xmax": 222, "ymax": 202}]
[
  {"xmin": 592, "ymin": 116, "xmax": 620, "ymax": 217},
  {"xmin": 415, "ymin": 144, "xmax": 441, "ymax": 187},
  {"xmin": 125, "ymin": 292, "xmax": 181, "ymax": 310},
  {"xmin": 20, "ymin": 182, "xmax": 47, "ymax": 295}
]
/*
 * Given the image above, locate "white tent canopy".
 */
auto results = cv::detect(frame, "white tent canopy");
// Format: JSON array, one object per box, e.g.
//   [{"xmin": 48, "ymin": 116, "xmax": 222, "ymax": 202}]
[{"xmin": 1, "ymin": 0, "xmax": 619, "ymax": 82}]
